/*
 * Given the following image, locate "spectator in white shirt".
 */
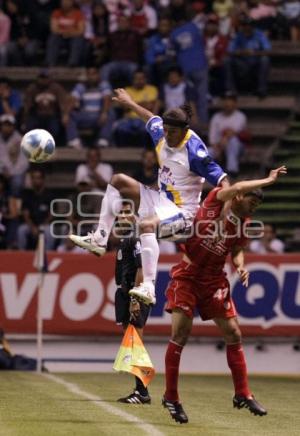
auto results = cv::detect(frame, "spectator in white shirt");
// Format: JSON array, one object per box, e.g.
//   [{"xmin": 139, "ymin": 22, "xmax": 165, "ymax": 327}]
[
  {"xmin": 0, "ymin": 115, "xmax": 28, "ymax": 196},
  {"xmin": 209, "ymin": 92, "xmax": 250, "ymax": 177},
  {"xmin": 249, "ymin": 224, "xmax": 285, "ymax": 254},
  {"xmin": 75, "ymin": 147, "xmax": 113, "ymax": 192}
]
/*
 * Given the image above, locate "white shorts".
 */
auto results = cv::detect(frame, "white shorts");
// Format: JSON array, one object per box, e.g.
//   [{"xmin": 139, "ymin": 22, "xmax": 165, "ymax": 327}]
[{"xmin": 138, "ymin": 184, "xmax": 193, "ymax": 240}]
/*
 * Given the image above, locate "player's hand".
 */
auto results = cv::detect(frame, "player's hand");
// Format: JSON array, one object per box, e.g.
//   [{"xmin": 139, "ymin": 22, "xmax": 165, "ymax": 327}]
[
  {"xmin": 268, "ymin": 166, "xmax": 287, "ymax": 182},
  {"xmin": 112, "ymin": 88, "xmax": 134, "ymax": 107},
  {"xmin": 237, "ymin": 267, "xmax": 249, "ymax": 287},
  {"xmin": 129, "ymin": 298, "xmax": 141, "ymax": 321}
]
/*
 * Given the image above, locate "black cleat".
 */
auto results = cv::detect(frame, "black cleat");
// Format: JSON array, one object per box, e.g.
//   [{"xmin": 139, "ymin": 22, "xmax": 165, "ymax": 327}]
[
  {"xmin": 233, "ymin": 395, "xmax": 267, "ymax": 416},
  {"xmin": 117, "ymin": 390, "xmax": 151, "ymax": 404},
  {"xmin": 162, "ymin": 397, "xmax": 189, "ymax": 424}
]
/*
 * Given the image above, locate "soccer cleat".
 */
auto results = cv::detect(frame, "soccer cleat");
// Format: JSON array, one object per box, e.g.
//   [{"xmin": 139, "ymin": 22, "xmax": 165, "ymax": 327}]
[
  {"xmin": 233, "ymin": 395, "xmax": 267, "ymax": 416},
  {"xmin": 162, "ymin": 397, "xmax": 188, "ymax": 424},
  {"xmin": 69, "ymin": 233, "xmax": 106, "ymax": 257},
  {"xmin": 129, "ymin": 282, "xmax": 156, "ymax": 305},
  {"xmin": 117, "ymin": 390, "xmax": 151, "ymax": 404}
]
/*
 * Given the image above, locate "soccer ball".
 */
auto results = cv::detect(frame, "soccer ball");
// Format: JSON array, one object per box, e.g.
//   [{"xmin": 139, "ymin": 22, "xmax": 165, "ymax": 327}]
[{"xmin": 20, "ymin": 129, "xmax": 55, "ymax": 163}]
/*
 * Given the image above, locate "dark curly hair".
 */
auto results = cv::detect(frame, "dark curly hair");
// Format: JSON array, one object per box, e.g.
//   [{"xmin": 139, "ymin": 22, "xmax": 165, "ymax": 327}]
[{"xmin": 162, "ymin": 103, "xmax": 193, "ymax": 128}]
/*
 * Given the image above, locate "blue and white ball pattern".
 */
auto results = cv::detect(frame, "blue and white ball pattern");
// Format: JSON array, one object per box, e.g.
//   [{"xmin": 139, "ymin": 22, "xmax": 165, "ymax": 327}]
[{"xmin": 20, "ymin": 129, "xmax": 55, "ymax": 163}]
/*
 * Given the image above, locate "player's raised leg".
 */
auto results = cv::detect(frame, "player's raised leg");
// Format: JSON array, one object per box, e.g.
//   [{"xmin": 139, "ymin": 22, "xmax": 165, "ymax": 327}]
[
  {"xmin": 214, "ymin": 316, "xmax": 267, "ymax": 416},
  {"xmin": 163, "ymin": 308, "xmax": 192, "ymax": 424},
  {"xmin": 69, "ymin": 173, "xmax": 140, "ymax": 255}
]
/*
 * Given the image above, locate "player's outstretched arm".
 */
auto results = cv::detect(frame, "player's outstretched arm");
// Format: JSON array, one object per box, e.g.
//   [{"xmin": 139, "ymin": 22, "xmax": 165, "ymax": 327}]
[
  {"xmin": 112, "ymin": 88, "xmax": 154, "ymax": 122},
  {"xmin": 231, "ymin": 246, "xmax": 249, "ymax": 287},
  {"xmin": 216, "ymin": 166, "xmax": 287, "ymax": 203}
]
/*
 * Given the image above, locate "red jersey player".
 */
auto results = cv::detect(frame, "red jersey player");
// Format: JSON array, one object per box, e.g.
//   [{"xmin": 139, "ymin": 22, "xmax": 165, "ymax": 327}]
[{"xmin": 162, "ymin": 166, "xmax": 287, "ymax": 424}]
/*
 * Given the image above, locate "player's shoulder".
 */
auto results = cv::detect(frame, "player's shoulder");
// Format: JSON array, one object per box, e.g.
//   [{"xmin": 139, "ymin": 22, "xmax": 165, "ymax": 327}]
[
  {"xmin": 202, "ymin": 187, "xmax": 223, "ymax": 207},
  {"xmin": 186, "ymin": 131, "xmax": 209, "ymax": 159}
]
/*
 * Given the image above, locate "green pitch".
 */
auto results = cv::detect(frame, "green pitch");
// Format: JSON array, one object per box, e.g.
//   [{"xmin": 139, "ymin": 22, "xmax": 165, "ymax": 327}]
[{"xmin": 0, "ymin": 372, "xmax": 299, "ymax": 436}]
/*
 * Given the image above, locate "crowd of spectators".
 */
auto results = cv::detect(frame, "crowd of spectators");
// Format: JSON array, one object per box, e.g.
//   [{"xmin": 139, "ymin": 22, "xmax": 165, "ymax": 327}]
[{"xmin": 0, "ymin": 0, "xmax": 297, "ymax": 251}]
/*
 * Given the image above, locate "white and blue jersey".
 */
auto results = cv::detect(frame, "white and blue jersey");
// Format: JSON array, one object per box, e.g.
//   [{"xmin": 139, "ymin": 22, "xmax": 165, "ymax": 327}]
[{"xmin": 145, "ymin": 115, "xmax": 226, "ymax": 218}]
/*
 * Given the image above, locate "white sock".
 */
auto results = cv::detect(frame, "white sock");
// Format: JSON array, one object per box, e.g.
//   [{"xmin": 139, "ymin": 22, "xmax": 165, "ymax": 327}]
[
  {"xmin": 140, "ymin": 233, "xmax": 159, "ymax": 283},
  {"xmin": 95, "ymin": 184, "xmax": 122, "ymax": 245}
]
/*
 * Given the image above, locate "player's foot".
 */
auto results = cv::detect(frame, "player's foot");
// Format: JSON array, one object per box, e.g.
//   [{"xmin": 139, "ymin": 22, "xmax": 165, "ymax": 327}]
[
  {"xmin": 129, "ymin": 282, "xmax": 156, "ymax": 305},
  {"xmin": 233, "ymin": 395, "xmax": 267, "ymax": 416},
  {"xmin": 69, "ymin": 232, "xmax": 106, "ymax": 257},
  {"xmin": 117, "ymin": 390, "xmax": 151, "ymax": 404},
  {"xmin": 162, "ymin": 397, "xmax": 188, "ymax": 424}
]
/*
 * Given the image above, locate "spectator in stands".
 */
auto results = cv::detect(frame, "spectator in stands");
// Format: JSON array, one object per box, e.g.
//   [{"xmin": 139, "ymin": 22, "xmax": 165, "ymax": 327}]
[
  {"xmin": 159, "ymin": 67, "xmax": 197, "ymax": 127},
  {"xmin": 205, "ymin": 14, "xmax": 228, "ymax": 97},
  {"xmin": 209, "ymin": 92, "xmax": 249, "ymax": 177},
  {"xmin": 145, "ymin": 16, "xmax": 175, "ymax": 86},
  {"xmin": 0, "ymin": 114, "xmax": 28, "ymax": 197},
  {"xmin": 225, "ymin": 15, "xmax": 271, "ymax": 98},
  {"xmin": 75, "ymin": 147, "xmax": 113, "ymax": 192},
  {"xmin": 0, "ymin": 174, "xmax": 19, "ymax": 249},
  {"xmin": 249, "ymin": 223, "xmax": 285, "ymax": 253},
  {"xmin": 278, "ymin": 0, "xmax": 300, "ymax": 41},
  {"xmin": 166, "ymin": 0, "xmax": 188, "ymax": 24},
  {"xmin": 86, "ymin": 0, "xmax": 109, "ymax": 66},
  {"xmin": 248, "ymin": 0, "xmax": 278, "ymax": 35},
  {"xmin": 0, "ymin": 77, "xmax": 22, "ymax": 119},
  {"xmin": 23, "ymin": 70, "xmax": 70, "ymax": 140},
  {"xmin": 113, "ymin": 69, "xmax": 159, "ymax": 147},
  {"xmin": 191, "ymin": 0, "xmax": 208, "ymax": 33},
  {"xmin": 67, "ymin": 67, "xmax": 113, "ymax": 148},
  {"xmin": 0, "ymin": 6, "xmax": 10, "ymax": 66},
  {"xmin": 17, "ymin": 169, "xmax": 54, "ymax": 250},
  {"xmin": 27, "ymin": 0, "xmax": 59, "ymax": 42},
  {"xmin": 69, "ymin": 174, "xmax": 100, "ymax": 236},
  {"xmin": 133, "ymin": 148, "xmax": 158, "ymax": 187},
  {"xmin": 46, "ymin": 0, "xmax": 85, "ymax": 66},
  {"xmin": 5, "ymin": 0, "xmax": 39, "ymax": 66},
  {"xmin": 101, "ymin": 14, "xmax": 142, "ymax": 88},
  {"xmin": 130, "ymin": 0, "xmax": 158, "ymax": 36},
  {"xmin": 170, "ymin": 15, "xmax": 209, "ymax": 123},
  {"xmin": 213, "ymin": 0, "xmax": 234, "ymax": 35},
  {"xmin": 104, "ymin": 0, "xmax": 131, "ymax": 33}
]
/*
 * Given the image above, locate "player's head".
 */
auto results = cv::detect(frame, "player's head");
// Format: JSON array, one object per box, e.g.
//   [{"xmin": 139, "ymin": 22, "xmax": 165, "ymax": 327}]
[
  {"xmin": 232, "ymin": 189, "xmax": 264, "ymax": 217},
  {"xmin": 116, "ymin": 201, "xmax": 135, "ymax": 235},
  {"xmin": 162, "ymin": 104, "xmax": 192, "ymax": 148}
]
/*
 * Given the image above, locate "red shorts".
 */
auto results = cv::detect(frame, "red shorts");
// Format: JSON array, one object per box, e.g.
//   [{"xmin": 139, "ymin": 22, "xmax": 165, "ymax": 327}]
[{"xmin": 165, "ymin": 262, "xmax": 236, "ymax": 321}]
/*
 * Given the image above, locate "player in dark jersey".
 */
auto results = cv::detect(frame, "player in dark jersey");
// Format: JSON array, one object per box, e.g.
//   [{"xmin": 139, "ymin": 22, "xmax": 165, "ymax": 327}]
[
  {"xmin": 114, "ymin": 201, "xmax": 152, "ymax": 404},
  {"xmin": 162, "ymin": 166, "xmax": 287, "ymax": 424}
]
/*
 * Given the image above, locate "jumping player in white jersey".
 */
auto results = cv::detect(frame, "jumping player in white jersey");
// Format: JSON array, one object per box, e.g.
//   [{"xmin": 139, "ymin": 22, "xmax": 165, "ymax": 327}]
[{"xmin": 70, "ymin": 88, "xmax": 228, "ymax": 305}]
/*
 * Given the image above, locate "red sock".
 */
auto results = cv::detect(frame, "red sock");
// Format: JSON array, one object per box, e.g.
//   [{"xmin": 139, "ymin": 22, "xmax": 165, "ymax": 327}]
[
  {"xmin": 226, "ymin": 343, "xmax": 251, "ymax": 398},
  {"xmin": 165, "ymin": 340, "xmax": 183, "ymax": 402}
]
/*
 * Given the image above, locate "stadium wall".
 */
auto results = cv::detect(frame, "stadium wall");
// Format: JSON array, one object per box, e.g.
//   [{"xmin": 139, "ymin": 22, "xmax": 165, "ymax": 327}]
[{"xmin": 0, "ymin": 252, "xmax": 299, "ymax": 337}]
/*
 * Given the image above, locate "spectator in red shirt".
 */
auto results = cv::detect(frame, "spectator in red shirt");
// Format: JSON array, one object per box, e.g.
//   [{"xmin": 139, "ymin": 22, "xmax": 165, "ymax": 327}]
[{"xmin": 46, "ymin": 0, "xmax": 85, "ymax": 66}]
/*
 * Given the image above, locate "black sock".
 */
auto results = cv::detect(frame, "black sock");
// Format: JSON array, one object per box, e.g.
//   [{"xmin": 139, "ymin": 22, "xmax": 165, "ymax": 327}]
[{"xmin": 135, "ymin": 377, "xmax": 148, "ymax": 396}]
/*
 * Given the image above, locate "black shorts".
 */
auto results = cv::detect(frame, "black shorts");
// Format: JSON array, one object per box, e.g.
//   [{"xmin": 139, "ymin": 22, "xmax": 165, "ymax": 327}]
[{"xmin": 115, "ymin": 288, "xmax": 151, "ymax": 329}]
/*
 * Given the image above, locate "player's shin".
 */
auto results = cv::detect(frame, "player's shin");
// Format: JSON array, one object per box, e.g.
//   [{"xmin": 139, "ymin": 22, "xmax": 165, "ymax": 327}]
[
  {"xmin": 226, "ymin": 342, "xmax": 251, "ymax": 398},
  {"xmin": 95, "ymin": 184, "xmax": 122, "ymax": 245},
  {"xmin": 164, "ymin": 340, "xmax": 183, "ymax": 402},
  {"xmin": 129, "ymin": 233, "xmax": 158, "ymax": 304}
]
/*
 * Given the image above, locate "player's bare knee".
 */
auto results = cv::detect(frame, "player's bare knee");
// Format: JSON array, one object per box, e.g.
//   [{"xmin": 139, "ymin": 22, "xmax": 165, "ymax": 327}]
[
  {"xmin": 139, "ymin": 219, "xmax": 156, "ymax": 234},
  {"xmin": 110, "ymin": 173, "xmax": 126, "ymax": 190},
  {"xmin": 224, "ymin": 325, "xmax": 242, "ymax": 344},
  {"xmin": 172, "ymin": 327, "xmax": 190, "ymax": 346}
]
